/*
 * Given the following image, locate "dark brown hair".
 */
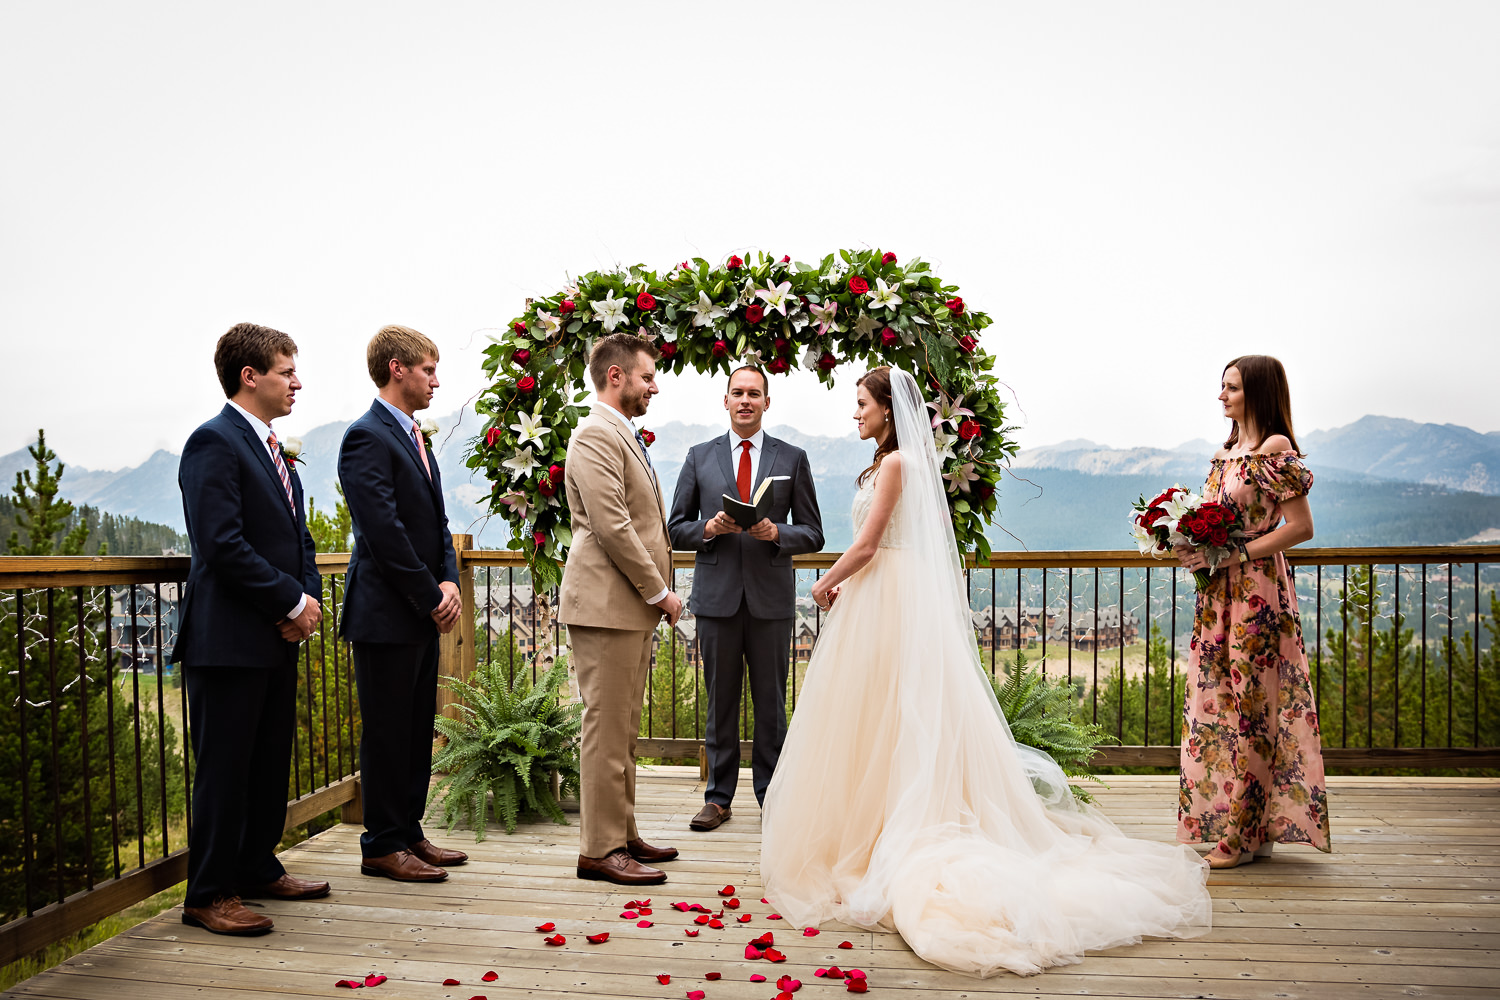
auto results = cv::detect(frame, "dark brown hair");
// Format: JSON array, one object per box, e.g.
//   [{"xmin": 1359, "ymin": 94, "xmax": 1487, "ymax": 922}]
[
  {"xmin": 856, "ymin": 366, "xmax": 899, "ymax": 487},
  {"xmin": 1223, "ymin": 354, "xmax": 1301, "ymax": 454},
  {"xmin": 214, "ymin": 322, "xmax": 297, "ymax": 398},
  {"xmin": 727, "ymin": 365, "xmax": 769, "ymax": 395},
  {"xmin": 367, "ymin": 324, "xmax": 440, "ymax": 387},
  {"xmin": 588, "ymin": 333, "xmax": 660, "ymax": 390}
]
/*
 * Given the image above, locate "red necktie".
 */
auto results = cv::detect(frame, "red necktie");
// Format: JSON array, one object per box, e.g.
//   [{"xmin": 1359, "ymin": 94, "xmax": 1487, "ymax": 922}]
[
  {"xmin": 737, "ymin": 439, "xmax": 752, "ymax": 502},
  {"xmin": 411, "ymin": 422, "xmax": 432, "ymax": 479}
]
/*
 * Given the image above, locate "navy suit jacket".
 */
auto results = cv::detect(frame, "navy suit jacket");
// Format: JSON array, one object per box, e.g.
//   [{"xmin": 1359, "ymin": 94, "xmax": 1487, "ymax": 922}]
[
  {"xmin": 338, "ymin": 401, "xmax": 460, "ymax": 644},
  {"xmin": 174, "ymin": 404, "xmax": 320, "ymax": 668},
  {"xmin": 667, "ymin": 432, "xmax": 824, "ymax": 619}
]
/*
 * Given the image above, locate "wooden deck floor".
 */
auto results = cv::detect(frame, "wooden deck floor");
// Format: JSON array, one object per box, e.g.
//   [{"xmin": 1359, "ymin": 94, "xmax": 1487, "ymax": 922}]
[{"xmin": 6, "ymin": 771, "xmax": 1497, "ymax": 1000}]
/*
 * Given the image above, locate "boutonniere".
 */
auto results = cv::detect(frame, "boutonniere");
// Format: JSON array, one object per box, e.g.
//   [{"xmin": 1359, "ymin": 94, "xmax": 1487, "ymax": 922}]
[
  {"xmin": 280, "ymin": 436, "xmax": 305, "ymax": 466},
  {"xmin": 637, "ymin": 428, "xmax": 655, "ymax": 447},
  {"xmin": 418, "ymin": 417, "xmax": 439, "ymax": 446}
]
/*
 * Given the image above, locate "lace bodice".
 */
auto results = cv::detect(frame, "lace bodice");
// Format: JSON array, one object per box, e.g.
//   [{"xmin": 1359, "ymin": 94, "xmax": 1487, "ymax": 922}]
[{"xmin": 851, "ymin": 467, "xmax": 905, "ymax": 548}]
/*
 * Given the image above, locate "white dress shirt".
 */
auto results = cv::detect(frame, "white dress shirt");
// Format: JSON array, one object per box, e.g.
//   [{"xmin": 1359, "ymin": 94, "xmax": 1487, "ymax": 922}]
[
  {"xmin": 592, "ymin": 401, "xmax": 669, "ymax": 607},
  {"xmin": 227, "ymin": 400, "xmax": 307, "ymax": 620}
]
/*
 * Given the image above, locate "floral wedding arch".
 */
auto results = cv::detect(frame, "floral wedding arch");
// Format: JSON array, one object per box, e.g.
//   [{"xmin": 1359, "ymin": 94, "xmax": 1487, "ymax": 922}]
[{"xmin": 473, "ymin": 249, "xmax": 1018, "ymax": 590}]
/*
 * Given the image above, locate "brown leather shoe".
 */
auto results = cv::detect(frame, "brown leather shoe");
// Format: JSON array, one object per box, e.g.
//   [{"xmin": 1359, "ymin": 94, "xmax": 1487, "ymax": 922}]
[
  {"xmin": 241, "ymin": 873, "xmax": 331, "ymax": 900},
  {"xmin": 689, "ymin": 802, "xmax": 731, "ymax": 831},
  {"xmin": 361, "ymin": 849, "xmax": 448, "ymax": 882},
  {"xmin": 576, "ymin": 849, "xmax": 667, "ymax": 885},
  {"xmin": 409, "ymin": 838, "xmax": 468, "ymax": 867},
  {"xmin": 627, "ymin": 838, "xmax": 679, "ymax": 863},
  {"xmin": 181, "ymin": 896, "xmax": 273, "ymax": 935}
]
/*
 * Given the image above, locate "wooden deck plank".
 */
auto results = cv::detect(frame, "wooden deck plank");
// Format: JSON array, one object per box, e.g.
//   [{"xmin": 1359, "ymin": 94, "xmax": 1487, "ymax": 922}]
[{"xmin": 6, "ymin": 771, "xmax": 1497, "ymax": 999}]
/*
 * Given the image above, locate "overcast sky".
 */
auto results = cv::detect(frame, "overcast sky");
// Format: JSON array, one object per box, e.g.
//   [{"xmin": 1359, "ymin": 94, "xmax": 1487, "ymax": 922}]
[{"xmin": 3, "ymin": 2, "xmax": 1497, "ymax": 472}]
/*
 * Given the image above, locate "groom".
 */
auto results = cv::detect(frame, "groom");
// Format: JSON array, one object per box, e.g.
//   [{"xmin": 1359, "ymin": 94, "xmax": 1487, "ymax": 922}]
[{"xmin": 668, "ymin": 365, "xmax": 823, "ymax": 830}]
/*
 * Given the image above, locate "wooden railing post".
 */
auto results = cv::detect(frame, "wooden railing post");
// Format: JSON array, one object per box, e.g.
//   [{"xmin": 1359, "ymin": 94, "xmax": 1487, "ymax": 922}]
[{"xmin": 436, "ymin": 533, "xmax": 476, "ymax": 722}]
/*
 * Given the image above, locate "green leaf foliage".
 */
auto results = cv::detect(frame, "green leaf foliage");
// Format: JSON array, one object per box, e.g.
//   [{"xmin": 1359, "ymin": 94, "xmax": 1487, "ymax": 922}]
[{"xmin": 989, "ymin": 652, "xmax": 1112, "ymax": 802}]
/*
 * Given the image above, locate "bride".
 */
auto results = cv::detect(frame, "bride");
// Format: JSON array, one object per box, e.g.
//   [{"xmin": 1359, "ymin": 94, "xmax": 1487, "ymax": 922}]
[{"xmin": 759, "ymin": 367, "xmax": 1212, "ymax": 977}]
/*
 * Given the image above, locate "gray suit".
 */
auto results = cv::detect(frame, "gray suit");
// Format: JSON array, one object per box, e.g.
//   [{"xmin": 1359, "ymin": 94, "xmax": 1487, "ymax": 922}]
[{"xmin": 668, "ymin": 432, "xmax": 823, "ymax": 807}]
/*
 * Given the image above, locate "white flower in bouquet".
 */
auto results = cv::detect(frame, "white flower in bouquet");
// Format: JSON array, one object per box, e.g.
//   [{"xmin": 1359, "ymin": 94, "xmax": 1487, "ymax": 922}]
[
  {"xmin": 690, "ymin": 291, "xmax": 727, "ymax": 327},
  {"xmin": 502, "ymin": 446, "xmax": 541, "ymax": 480},
  {"xmin": 852, "ymin": 312, "xmax": 881, "ymax": 340},
  {"xmin": 535, "ymin": 309, "xmax": 564, "ymax": 338},
  {"xmin": 756, "ymin": 280, "xmax": 794, "ymax": 316},
  {"xmin": 590, "ymin": 291, "xmax": 628, "ymax": 332},
  {"xmin": 867, "ymin": 277, "xmax": 903, "ymax": 310},
  {"xmin": 932, "ymin": 427, "xmax": 959, "ymax": 463},
  {"xmin": 807, "ymin": 300, "xmax": 840, "ymax": 336},
  {"xmin": 509, "ymin": 410, "xmax": 550, "ymax": 446}
]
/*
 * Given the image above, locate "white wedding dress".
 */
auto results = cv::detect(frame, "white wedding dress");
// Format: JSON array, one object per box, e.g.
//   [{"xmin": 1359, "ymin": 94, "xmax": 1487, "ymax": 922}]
[{"xmin": 759, "ymin": 369, "xmax": 1211, "ymax": 978}]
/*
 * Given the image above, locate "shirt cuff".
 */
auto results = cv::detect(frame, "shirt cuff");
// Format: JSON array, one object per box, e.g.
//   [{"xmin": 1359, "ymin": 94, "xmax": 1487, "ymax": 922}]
[
  {"xmin": 288, "ymin": 594, "xmax": 307, "ymax": 621},
  {"xmin": 645, "ymin": 586, "xmax": 670, "ymax": 607}
]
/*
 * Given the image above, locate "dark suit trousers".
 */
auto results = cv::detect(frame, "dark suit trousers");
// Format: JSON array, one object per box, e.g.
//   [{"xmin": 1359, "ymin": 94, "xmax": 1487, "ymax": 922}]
[
  {"xmin": 352, "ymin": 639, "xmax": 439, "ymax": 857},
  {"xmin": 698, "ymin": 599, "xmax": 792, "ymax": 808},
  {"xmin": 183, "ymin": 662, "xmax": 296, "ymax": 907}
]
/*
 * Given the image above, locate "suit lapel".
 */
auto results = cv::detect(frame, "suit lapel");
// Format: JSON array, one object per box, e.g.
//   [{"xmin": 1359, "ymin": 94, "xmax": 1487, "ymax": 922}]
[
  {"xmin": 224, "ymin": 405, "xmax": 295, "ymax": 524},
  {"xmin": 372, "ymin": 402, "xmax": 440, "ymax": 502},
  {"xmin": 603, "ymin": 415, "xmax": 664, "ymax": 514},
  {"xmin": 714, "ymin": 433, "xmax": 736, "ymax": 497},
  {"xmin": 755, "ymin": 435, "xmax": 781, "ymax": 495}
]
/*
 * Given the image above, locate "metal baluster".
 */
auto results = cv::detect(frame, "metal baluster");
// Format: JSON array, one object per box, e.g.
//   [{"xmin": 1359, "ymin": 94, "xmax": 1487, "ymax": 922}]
[
  {"xmin": 1341, "ymin": 565, "xmax": 1349, "ymax": 748},
  {"xmin": 18, "ymin": 589, "xmax": 36, "ymax": 915},
  {"xmin": 153, "ymin": 583, "xmax": 169, "ymax": 854},
  {"xmin": 77, "ymin": 587, "xmax": 94, "ymax": 889},
  {"xmin": 1421, "ymin": 564, "xmax": 1428, "ymax": 747},
  {"xmin": 104, "ymin": 587, "xmax": 120, "ymax": 879},
  {"xmin": 129, "ymin": 585, "xmax": 145, "ymax": 868},
  {"xmin": 1394, "ymin": 565, "xmax": 1401, "ymax": 747}
]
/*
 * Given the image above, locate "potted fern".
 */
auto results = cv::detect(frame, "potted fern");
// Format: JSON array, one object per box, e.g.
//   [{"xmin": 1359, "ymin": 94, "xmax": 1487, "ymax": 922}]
[
  {"xmin": 989, "ymin": 652, "xmax": 1112, "ymax": 801},
  {"xmin": 429, "ymin": 655, "xmax": 582, "ymax": 839}
]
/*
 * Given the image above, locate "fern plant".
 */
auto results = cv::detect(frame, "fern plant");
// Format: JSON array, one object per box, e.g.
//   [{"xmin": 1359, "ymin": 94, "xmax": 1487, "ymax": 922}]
[
  {"xmin": 989, "ymin": 652, "xmax": 1113, "ymax": 802},
  {"xmin": 429, "ymin": 655, "xmax": 582, "ymax": 839}
]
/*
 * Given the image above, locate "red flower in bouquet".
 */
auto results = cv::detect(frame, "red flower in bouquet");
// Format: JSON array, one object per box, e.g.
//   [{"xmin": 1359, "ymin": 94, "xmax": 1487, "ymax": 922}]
[
  {"xmin": 780, "ymin": 254, "xmax": 791, "ymax": 262},
  {"xmin": 957, "ymin": 419, "xmax": 982, "ymax": 441},
  {"xmin": 532, "ymin": 529, "xmax": 547, "ymax": 547},
  {"xmin": 956, "ymin": 335, "xmax": 978, "ymax": 354},
  {"xmin": 772, "ymin": 337, "xmax": 788, "ymax": 354},
  {"xmin": 745, "ymin": 304, "xmax": 765, "ymax": 324},
  {"xmin": 767, "ymin": 357, "xmax": 789, "ymax": 374},
  {"xmin": 537, "ymin": 475, "xmax": 558, "ymax": 497},
  {"xmin": 559, "ymin": 299, "xmax": 577, "ymax": 314},
  {"xmin": 485, "ymin": 426, "xmax": 503, "ymax": 448},
  {"xmin": 639, "ymin": 429, "xmax": 656, "ymax": 446},
  {"xmin": 848, "ymin": 275, "xmax": 869, "ymax": 295},
  {"xmin": 727, "ymin": 255, "xmax": 743, "ymax": 269},
  {"xmin": 816, "ymin": 351, "xmax": 838, "ymax": 371},
  {"xmin": 659, "ymin": 341, "xmax": 678, "ymax": 359},
  {"xmin": 711, "ymin": 339, "xmax": 729, "ymax": 357},
  {"xmin": 945, "ymin": 296, "xmax": 965, "ymax": 314},
  {"xmin": 512, "ymin": 348, "xmax": 531, "ymax": 367},
  {"xmin": 880, "ymin": 327, "xmax": 898, "ymax": 347},
  {"xmin": 517, "ymin": 375, "xmax": 537, "ymax": 394},
  {"xmin": 512, "ymin": 321, "xmax": 528, "ymax": 334},
  {"xmin": 881, "ymin": 251, "xmax": 897, "ymax": 264},
  {"xmin": 636, "ymin": 291, "xmax": 656, "ymax": 311},
  {"xmin": 548, "ymin": 463, "xmax": 565, "ymax": 483}
]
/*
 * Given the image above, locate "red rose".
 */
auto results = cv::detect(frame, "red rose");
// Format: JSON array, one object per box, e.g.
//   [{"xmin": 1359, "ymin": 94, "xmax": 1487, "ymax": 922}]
[
  {"xmin": 512, "ymin": 348, "xmax": 531, "ymax": 367},
  {"xmin": 517, "ymin": 375, "xmax": 536, "ymax": 393},
  {"xmin": 1143, "ymin": 509, "xmax": 1166, "ymax": 526},
  {"xmin": 880, "ymin": 327, "xmax": 898, "ymax": 347},
  {"xmin": 537, "ymin": 476, "xmax": 558, "ymax": 497},
  {"xmin": 532, "ymin": 530, "xmax": 547, "ymax": 547},
  {"xmin": 640, "ymin": 429, "xmax": 655, "ymax": 445},
  {"xmin": 678, "ymin": 260, "xmax": 690, "ymax": 270},
  {"xmin": 1210, "ymin": 527, "xmax": 1230, "ymax": 547},
  {"xmin": 881, "ymin": 251, "xmax": 897, "ymax": 264},
  {"xmin": 659, "ymin": 341, "xmax": 678, "ymax": 358},
  {"xmin": 712, "ymin": 339, "xmax": 728, "ymax": 357},
  {"xmin": 512, "ymin": 321, "xmax": 527, "ymax": 334},
  {"xmin": 977, "ymin": 484, "xmax": 995, "ymax": 500},
  {"xmin": 956, "ymin": 335, "xmax": 978, "ymax": 354},
  {"xmin": 727, "ymin": 255, "xmax": 743, "ymax": 269},
  {"xmin": 767, "ymin": 357, "xmax": 789, "ymax": 374},
  {"xmin": 780, "ymin": 254, "xmax": 790, "ymax": 263},
  {"xmin": 745, "ymin": 304, "xmax": 765, "ymax": 324},
  {"xmin": 636, "ymin": 291, "xmax": 656, "ymax": 311},
  {"xmin": 1148, "ymin": 491, "xmax": 1175, "ymax": 508},
  {"xmin": 485, "ymin": 426, "xmax": 503, "ymax": 448},
  {"xmin": 559, "ymin": 299, "xmax": 576, "ymax": 314},
  {"xmin": 772, "ymin": 337, "xmax": 788, "ymax": 353},
  {"xmin": 958, "ymin": 419, "xmax": 981, "ymax": 441},
  {"xmin": 945, "ymin": 296, "xmax": 965, "ymax": 314},
  {"xmin": 817, "ymin": 351, "xmax": 837, "ymax": 371},
  {"xmin": 548, "ymin": 463, "xmax": 565, "ymax": 483},
  {"xmin": 848, "ymin": 275, "xmax": 869, "ymax": 295}
]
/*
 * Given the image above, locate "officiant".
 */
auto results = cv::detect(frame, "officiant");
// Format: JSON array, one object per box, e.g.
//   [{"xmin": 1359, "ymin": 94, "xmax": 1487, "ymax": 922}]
[{"xmin": 668, "ymin": 365, "xmax": 824, "ymax": 830}]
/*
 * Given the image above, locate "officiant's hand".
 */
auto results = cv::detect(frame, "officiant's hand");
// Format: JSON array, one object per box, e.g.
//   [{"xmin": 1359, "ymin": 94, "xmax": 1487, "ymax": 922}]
[
  {"xmin": 704, "ymin": 511, "xmax": 744, "ymax": 538},
  {"xmin": 748, "ymin": 518, "xmax": 779, "ymax": 542}
]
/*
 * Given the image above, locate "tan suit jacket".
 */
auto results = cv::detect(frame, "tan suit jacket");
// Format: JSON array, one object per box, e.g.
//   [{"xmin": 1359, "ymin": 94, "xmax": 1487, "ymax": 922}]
[{"xmin": 558, "ymin": 412, "xmax": 672, "ymax": 630}]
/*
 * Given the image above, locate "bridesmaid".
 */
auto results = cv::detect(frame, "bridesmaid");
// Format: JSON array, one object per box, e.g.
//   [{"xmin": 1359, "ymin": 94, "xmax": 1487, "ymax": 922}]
[{"xmin": 1175, "ymin": 355, "xmax": 1332, "ymax": 869}]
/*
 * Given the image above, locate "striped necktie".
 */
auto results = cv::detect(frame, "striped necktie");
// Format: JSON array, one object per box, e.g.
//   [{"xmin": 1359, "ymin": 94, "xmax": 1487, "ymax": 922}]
[{"xmin": 266, "ymin": 431, "xmax": 296, "ymax": 514}]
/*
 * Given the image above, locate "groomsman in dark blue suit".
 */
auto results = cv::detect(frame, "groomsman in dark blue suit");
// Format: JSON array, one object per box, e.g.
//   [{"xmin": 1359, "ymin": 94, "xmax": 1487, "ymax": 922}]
[
  {"xmin": 175, "ymin": 323, "xmax": 330, "ymax": 935},
  {"xmin": 338, "ymin": 325, "xmax": 466, "ymax": 883}
]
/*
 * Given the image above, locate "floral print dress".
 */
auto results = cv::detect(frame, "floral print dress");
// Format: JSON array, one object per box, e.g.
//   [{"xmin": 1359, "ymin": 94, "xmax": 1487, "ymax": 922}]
[{"xmin": 1179, "ymin": 451, "xmax": 1331, "ymax": 854}]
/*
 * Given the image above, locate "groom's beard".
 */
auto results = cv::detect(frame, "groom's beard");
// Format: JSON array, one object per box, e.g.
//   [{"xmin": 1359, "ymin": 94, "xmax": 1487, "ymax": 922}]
[{"xmin": 620, "ymin": 385, "xmax": 650, "ymax": 418}]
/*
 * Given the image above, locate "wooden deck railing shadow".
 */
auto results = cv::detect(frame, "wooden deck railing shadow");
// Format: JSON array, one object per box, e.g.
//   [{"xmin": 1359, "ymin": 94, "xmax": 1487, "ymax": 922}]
[{"xmin": 2, "ymin": 539, "xmax": 1496, "ymax": 965}]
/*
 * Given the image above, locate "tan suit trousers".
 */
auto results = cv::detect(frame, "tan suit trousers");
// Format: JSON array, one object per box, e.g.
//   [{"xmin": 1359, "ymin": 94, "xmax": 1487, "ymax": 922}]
[{"xmin": 570, "ymin": 623, "xmax": 653, "ymax": 858}]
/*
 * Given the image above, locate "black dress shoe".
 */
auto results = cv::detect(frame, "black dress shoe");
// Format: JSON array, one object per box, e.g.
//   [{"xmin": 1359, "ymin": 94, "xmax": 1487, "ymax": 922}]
[
  {"xmin": 627, "ymin": 837, "xmax": 679, "ymax": 863},
  {"xmin": 690, "ymin": 802, "xmax": 731, "ymax": 831},
  {"xmin": 576, "ymin": 849, "xmax": 667, "ymax": 885}
]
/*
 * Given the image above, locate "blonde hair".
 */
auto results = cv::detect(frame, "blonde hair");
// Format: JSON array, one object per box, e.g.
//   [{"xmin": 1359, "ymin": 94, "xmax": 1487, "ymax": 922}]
[{"xmin": 367, "ymin": 325, "xmax": 440, "ymax": 387}]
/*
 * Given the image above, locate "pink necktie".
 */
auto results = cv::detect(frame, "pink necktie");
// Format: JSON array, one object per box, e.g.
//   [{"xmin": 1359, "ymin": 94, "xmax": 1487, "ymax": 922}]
[
  {"xmin": 411, "ymin": 422, "xmax": 432, "ymax": 479},
  {"xmin": 266, "ymin": 431, "xmax": 296, "ymax": 514}
]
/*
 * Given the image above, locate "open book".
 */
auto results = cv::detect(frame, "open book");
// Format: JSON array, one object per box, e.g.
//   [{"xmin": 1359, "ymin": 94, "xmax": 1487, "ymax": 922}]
[{"xmin": 720, "ymin": 476, "xmax": 789, "ymax": 530}]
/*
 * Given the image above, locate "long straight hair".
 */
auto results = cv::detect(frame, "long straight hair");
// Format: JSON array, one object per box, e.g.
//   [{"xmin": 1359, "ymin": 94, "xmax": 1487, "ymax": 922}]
[
  {"xmin": 856, "ymin": 366, "xmax": 899, "ymax": 487},
  {"xmin": 1223, "ymin": 354, "xmax": 1301, "ymax": 454}
]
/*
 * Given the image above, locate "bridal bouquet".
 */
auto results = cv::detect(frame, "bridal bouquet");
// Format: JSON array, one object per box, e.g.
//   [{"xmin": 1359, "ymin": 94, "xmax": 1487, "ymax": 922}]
[{"xmin": 1129, "ymin": 486, "xmax": 1244, "ymax": 591}]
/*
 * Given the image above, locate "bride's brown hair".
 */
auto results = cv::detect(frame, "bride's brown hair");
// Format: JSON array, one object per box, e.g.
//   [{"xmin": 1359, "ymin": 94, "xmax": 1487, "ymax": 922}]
[
  {"xmin": 856, "ymin": 366, "xmax": 899, "ymax": 487},
  {"xmin": 1223, "ymin": 354, "xmax": 1302, "ymax": 455}
]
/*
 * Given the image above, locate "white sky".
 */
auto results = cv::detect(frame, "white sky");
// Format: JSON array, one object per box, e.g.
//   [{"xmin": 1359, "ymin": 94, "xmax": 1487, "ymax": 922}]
[{"xmin": 3, "ymin": 1, "xmax": 1498, "ymax": 471}]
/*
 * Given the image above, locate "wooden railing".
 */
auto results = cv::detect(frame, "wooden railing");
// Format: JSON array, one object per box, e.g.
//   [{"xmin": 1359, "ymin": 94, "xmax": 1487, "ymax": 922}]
[{"xmin": 1, "ymin": 540, "xmax": 1496, "ymax": 963}]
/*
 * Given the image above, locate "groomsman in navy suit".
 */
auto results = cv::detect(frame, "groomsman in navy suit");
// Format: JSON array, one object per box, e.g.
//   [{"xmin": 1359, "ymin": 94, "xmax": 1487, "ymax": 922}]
[
  {"xmin": 338, "ymin": 325, "xmax": 466, "ymax": 882},
  {"xmin": 175, "ymin": 322, "xmax": 330, "ymax": 935}
]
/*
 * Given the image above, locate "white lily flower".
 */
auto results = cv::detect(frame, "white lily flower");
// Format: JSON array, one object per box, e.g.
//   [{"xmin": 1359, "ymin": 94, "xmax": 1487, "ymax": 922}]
[
  {"xmin": 943, "ymin": 462, "xmax": 980, "ymax": 494},
  {"xmin": 740, "ymin": 347, "xmax": 765, "ymax": 367},
  {"xmin": 500, "ymin": 491, "xmax": 535, "ymax": 520},
  {"xmin": 932, "ymin": 428, "xmax": 959, "ymax": 463},
  {"xmin": 807, "ymin": 300, "xmax": 840, "ymax": 336},
  {"xmin": 591, "ymin": 291, "xmax": 628, "ymax": 332},
  {"xmin": 926, "ymin": 391, "xmax": 975, "ymax": 430},
  {"xmin": 509, "ymin": 410, "xmax": 550, "ymax": 445},
  {"xmin": 535, "ymin": 309, "xmax": 563, "ymax": 338},
  {"xmin": 1161, "ymin": 493, "xmax": 1197, "ymax": 522},
  {"xmin": 867, "ymin": 277, "xmax": 904, "ymax": 311},
  {"xmin": 690, "ymin": 291, "xmax": 727, "ymax": 327},
  {"xmin": 756, "ymin": 280, "xmax": 794, "ymax": 316},
  {"xmin": 852, "ymin": 312, "xmax": 881, "ymax": 340},
  {"xmin": 502, "ymin": 446, "xmax": 541, "ymax": 480}
]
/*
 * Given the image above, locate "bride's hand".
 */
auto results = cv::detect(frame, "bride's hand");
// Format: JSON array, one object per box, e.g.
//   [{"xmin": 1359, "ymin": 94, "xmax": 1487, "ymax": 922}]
[{"xmin": 812, "ymin": 579, "xmax": 838, "ymax": 612}]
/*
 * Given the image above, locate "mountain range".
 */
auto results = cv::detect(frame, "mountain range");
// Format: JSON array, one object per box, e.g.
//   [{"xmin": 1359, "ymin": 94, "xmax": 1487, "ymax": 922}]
[{"xmin": 5, "ymin": 413, "xmax": 1498, "ymax": 552}]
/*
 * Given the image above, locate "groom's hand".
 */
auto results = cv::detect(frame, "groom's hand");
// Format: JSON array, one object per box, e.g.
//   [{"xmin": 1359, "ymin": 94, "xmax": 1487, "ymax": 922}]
[
  {"xmin": 748, "ymin": 518, "xmax": 779, "ymax": 542},
  {"xmin": 431, "ymin": 581, "xmax": 462, "ymax": 634},
  {"xmin": 653, "ymin": 590, "xmax": 684, "ymax": 627},
  {"xmin": 704, "ymin": 511, "xmax": 743, "ymax": 538}
]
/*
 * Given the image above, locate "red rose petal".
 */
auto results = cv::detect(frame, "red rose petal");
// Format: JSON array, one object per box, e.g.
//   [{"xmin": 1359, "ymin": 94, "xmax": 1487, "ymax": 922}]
[
  {"xmin": 761, "ymin": 897, "xmax": 770, "ymax": 904},
  {"xmin": 334, "ymin": 981, "xmax": 362, "ymax": 989},
  {"xmin": 707, "ymin": 918, "xmax": 724, "ymax": 929},
  {"xmin": 846, "ymin": 981, "xmax": 869, "ymax": 994},
  {"xmin": 587, "ymin": 932, "xmax": 610, "ymax": 943},
  {"xmin": 469, "ymin": 996, "xmax": 487, "ymax": 1000},
  {"xmin": 694, "ymin": 914, "xmax": 710, "ymax": 925},
  {"xmin": 656, "ymin": 974, "xmax": 671, "ymax": 985},
  {"xmin": 745, "ymin": 944, "xmax": 764, "ymax": 960},
  {"xmin": 364, "ymin": 974, "xmax": 387, "ymax": 987},
  {"xmin": 753, "ymin": 932, "xmax": 775, "ymax": 946},
  {"xmin": 687, "ymin": 992, "xmax": 706, "ymax": 1000},
  {"xmin": 815, "ymin": 969, "xmax": 828, "ymax": 977},
  {"xmin": 719, "ymin": 885, "xmax": 736, "ymax": 896},
  {"xmin": 736, "ymin": 914, "xmax": 752, "ymax": 923},
  {"xmin": 534, "ymin": 922, "xmax": 555, "ymax": 932},
  {"xmin": 544, "ymin": 934, "xmax": 565, "ymax": 946},
  {"xmin": 620, "ymin": 910, "xmax": 638, "ymax": 919},
  {"xmin": 767, "ymin": 913, "xmax": 783, "ymax": 920},
  {"xmin": 637, "ymin": 920, "xmax": 653, "ymax": 928},
  {"xmin": 704, "ymin": 972, "xmax": 722, "ymax": 980},
  {"xmin": 684, "ymin": 928, "xmax": 700, "ymax": 937},
  {"xmin": 691, "ymin": 903, "xmax": 709, "ymax": 912},
  {"xmin": 764, "ymin": 947, "xmax": 786, "ymax": 962},
  {"xmin": 826, "ymin": 966, "xmax": 845, "ymax": 978},
  {"xmin": 777, "ymin": 994, "xmax": 794, "ymax": 1000},
  {"xmin": 750, "ymin": 974, "xmax": 767, "ymax": 982},
  {"xmin": 724, "ymin": 898, "xmax": 740, "ymax": 909},
  {"xmin": 802, "ymin": 927, "xmax": 819, "ymax": 936},
  {"xmin": 837, "ymin": 940, "xmax": 854, "ymax": 949},
  {"xmin": 713, "ymin": 910, "xmax": 724, "ymax": 919},
  {"xmin": 482, "ymin": 971, "xmax": 499, "ymax": 982},
  {"xmin": 672, "ymin": 901, "xmax": 690, "ymax": 911},
  {"xmin": 777, "ymin": 975, "xmax": 803, "ymax": 992},
  {"xmin": 847, "ymin": 969, "xmax": 867, "ymax": 979},
  {"xmin": 442, "ymin": 980, "xmax": 460, "ymax": 987},
  {"xmin": 638, "ymin": 907, "xmax": 653, "ymax": 916}
]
